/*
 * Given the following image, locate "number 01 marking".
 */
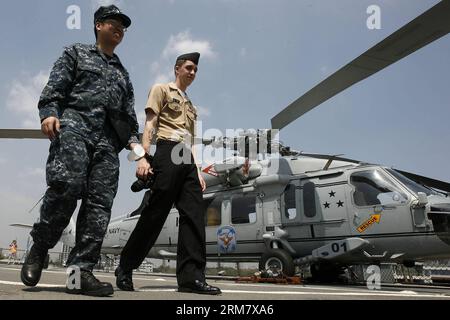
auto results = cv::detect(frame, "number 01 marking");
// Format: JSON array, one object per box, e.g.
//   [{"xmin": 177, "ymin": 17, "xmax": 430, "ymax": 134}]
[{"xmin": 331, "ymin": 242, "xmax": 347, "ymax": 253}]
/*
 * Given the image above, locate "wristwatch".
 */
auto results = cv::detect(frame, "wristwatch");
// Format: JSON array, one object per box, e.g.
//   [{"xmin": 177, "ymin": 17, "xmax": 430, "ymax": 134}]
[{"xmin": 127, "ymin": 144, "xmax": 146, "ymax": 162}]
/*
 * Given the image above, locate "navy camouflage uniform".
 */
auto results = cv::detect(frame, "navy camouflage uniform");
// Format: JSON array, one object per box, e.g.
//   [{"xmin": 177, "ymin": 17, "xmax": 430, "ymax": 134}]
[{"xmin": 31, "ymin": 43, "xmax": 139, "ymax": 271}]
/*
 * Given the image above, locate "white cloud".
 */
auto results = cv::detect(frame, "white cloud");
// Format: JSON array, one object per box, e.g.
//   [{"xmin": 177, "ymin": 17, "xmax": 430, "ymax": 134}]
[
  {"xmin": 153, "ymin": 73, "xmax": 171, "ymax": 85},
  {"xmin": 151, "ymin": 30, "xmax": 217, "ymax": 86},
  {"xmin": 6, "ymin": 70, "xmax": 50, "ymax": 128},
  {"xmin": 0, "ymin": 157, "xmax": 7, "ymax": 165},
  {"xmin": 240, "ymin": 48, "xmax": 247, "ymax": 57},
  {"xmin": 162, "ymin": 30, "xmax": 216, "ymax": 60},
  {"xmin": 150, "ymin": 61, "xmax": 172, "ymax": 85},
  {"xmin": 91, "ymin": 0, "xmax": 124, "ymax": 10}
]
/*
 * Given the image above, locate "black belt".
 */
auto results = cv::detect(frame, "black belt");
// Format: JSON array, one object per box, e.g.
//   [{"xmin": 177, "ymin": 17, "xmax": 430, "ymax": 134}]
[{"xmin": 156, "ymin": 139, "xmax": 181, "ymax": 146}]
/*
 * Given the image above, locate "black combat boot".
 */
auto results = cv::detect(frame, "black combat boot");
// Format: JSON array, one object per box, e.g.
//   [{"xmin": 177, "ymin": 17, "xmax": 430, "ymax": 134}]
[
  {"xmin": 115, "ymin": 266, "xmax": 134, "ymax": 291},
  {"xmin": 20, "ymin": 245, "xmax": 48, "ymax": 287},
  {"xmin": 178, "ymin": 280, "xmax": 222, "ymax": 295},
  {"xmin": 66, "ymin": 270, "xmax": 114, "ymax": 297}
]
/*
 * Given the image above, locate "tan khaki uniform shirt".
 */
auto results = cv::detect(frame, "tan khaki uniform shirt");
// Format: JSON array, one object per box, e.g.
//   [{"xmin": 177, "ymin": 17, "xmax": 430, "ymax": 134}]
[{"xmin": 145, "ymin": 82, "xmax": 197, "ymax": 144}]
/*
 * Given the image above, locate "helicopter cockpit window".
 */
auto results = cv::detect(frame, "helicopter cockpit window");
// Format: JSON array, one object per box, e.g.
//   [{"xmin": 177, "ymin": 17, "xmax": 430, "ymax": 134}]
[
  {"xmin": 351, "ymin": 170, "xmax": 407, "ymax": 207},
  {"xmin": 284, "ymin": 184, "xmax": 297, "ymax": 220},
  {"xmin": 232, "ymin": 195, "xmax": 257, "ymax": 224},
  {"xmin": 203, "ymin": 197, "xmax": 222, "ymax": 227}
]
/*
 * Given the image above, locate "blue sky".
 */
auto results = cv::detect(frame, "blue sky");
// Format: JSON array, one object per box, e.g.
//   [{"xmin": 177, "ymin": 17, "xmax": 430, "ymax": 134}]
[{"xmin": 0, "ymin": 0, "xmax": 449, "ymax": 249}]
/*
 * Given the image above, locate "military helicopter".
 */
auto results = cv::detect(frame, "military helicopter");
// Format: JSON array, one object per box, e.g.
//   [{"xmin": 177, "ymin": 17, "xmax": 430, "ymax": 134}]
[{"xmin": 3, "ymin": 1, "xmax": 450, "ymax": 281}]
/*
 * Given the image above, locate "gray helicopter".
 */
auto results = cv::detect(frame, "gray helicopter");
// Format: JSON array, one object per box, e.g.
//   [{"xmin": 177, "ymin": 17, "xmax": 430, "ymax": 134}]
[{"xmin": 4, "ymin": 1, "xmax": 450, "ymax": 281}]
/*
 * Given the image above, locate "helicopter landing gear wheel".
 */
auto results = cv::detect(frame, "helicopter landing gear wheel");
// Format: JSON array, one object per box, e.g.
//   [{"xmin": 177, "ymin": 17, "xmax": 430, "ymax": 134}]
[{"xmin": 259, "ymin": 249, "xmax": 295, "ymax": 276}]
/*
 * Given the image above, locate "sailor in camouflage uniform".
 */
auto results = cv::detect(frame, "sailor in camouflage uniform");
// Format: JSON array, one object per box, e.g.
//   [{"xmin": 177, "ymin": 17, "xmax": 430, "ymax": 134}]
[{"xmin": 21, "ymin": 5, "xmax": 139, "ymax": 297}]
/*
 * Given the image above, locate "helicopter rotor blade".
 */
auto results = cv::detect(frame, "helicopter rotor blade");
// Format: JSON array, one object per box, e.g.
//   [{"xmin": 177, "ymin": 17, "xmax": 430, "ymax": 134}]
[
  {"xmin": 394, "ymin": 169, "xmax": 450, "ymax": 193},
  {"xmin": 0, "ymin": 130, "xmax": 219, "ymax": 146},
  {"xmin": 0, "ymin": 129, "xmax": 46, "ymax": 139},
  {"xmin": 271, "ymin": 0, "xmax": 450, "ymax": 130}
]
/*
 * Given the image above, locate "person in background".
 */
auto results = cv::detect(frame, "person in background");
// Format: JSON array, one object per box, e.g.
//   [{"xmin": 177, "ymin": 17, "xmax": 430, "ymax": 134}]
[{"xmin": 8, "ymin": 240, "xmax": 18, "ymax": 265}]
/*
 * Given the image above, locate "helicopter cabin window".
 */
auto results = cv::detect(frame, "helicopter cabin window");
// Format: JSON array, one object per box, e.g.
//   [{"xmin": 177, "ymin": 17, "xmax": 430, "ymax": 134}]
[
  {"xmin": 303, "ymin": 182, "xmax": 317, "ymax": 218},
  {"xmin": 231, "ymin": 195, "xmax": 257, "ymax": 224},
  {"xmin": 284, "ymin": 184, "xmax": 297, "ymax": 220},
  {"xmin": 350, "ymin": 170, "xmax": 407, "ymax": 207},
  {"xmin": 203, "ymin": 197, "xmax": 222, "ymax": 227}
]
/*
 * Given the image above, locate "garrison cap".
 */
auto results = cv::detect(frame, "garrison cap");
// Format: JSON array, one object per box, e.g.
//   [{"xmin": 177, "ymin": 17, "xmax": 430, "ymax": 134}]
[
  {"xmin": 176, "ymin": 52, "xmax": 200, "ymax": 65},
  {"xmin": 94, "ymin": 5, "xmax": 131, "ymax": 28}
]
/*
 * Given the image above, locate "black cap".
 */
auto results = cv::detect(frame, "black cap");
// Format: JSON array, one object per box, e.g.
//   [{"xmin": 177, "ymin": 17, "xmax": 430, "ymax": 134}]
[
  {"xmin": 176, "ymin": 52, "xmax": 200, "ymax": 65},
  {"xmin": 94, "ymin": 5, "xmax": 131, "ymax": 28}
]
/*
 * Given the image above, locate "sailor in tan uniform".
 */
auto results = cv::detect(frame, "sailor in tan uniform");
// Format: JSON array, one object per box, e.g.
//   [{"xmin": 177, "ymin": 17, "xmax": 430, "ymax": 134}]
[{"xmin": 115, "ymin": 52, "xmax": 221, "ymax": 295}]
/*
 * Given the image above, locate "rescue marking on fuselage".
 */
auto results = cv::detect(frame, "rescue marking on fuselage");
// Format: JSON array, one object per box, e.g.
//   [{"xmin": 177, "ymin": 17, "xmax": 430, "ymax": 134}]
[{"xmin": 357, "ymin": 214, "xmax": 381, "ymax": 233}]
